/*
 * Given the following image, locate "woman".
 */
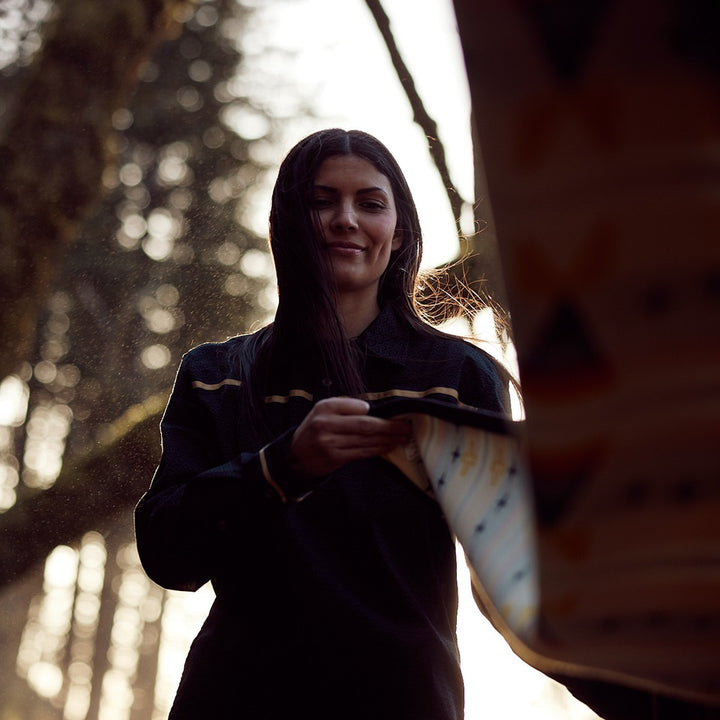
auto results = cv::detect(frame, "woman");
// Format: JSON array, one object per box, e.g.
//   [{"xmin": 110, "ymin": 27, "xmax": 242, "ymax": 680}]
[{"xmin": 135, "ymin": 129, "xmax": 510, "ymax": 719}]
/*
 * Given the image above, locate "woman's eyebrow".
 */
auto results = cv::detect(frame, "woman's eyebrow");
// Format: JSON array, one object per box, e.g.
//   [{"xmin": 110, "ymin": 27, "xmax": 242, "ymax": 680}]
[
  {"xmin": 357, "ymin": 187, "xmax": 390, "ymax": 197},
  {"xmin": 312, "ymin": 184, "xmax": 389, "ymax": 197}
]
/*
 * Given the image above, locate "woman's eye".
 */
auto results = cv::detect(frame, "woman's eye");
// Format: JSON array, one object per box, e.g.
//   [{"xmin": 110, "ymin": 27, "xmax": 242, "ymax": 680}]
[
  {"xmin": 311, "ymin": 196, "xmax": 333, "ymax": 208},
  {"xmin": 361, "ymin": 201, "xmax": 385, "ymax": 210}
]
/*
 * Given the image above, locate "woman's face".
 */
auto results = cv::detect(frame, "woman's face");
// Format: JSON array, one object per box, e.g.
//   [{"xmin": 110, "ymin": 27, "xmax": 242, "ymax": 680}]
[{"xmin": 311, "ymin": 154, "xmax": 401, "ymax": 306}]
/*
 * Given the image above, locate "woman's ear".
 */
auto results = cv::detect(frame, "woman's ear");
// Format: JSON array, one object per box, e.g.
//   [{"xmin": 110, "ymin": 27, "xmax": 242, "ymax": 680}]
[{"xmin": 391, "ymin": 228, "xmax": 403, "ymax": 251}]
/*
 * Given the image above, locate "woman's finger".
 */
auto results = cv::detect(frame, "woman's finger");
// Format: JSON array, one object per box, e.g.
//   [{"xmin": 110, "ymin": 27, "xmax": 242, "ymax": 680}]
[{"xmin": 290, "ymin": 399, "xmax": 412, "ymax": 477}]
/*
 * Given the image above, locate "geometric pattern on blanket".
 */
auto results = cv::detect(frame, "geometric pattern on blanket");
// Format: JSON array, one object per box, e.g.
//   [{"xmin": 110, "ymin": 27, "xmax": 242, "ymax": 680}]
[
  {"xmin": 411, "ymin": 413, "xmax": 538, "ymax": 639},
  {"xmin": 380, "ymin": 404, "xmax": 538, "ymax": 639}
]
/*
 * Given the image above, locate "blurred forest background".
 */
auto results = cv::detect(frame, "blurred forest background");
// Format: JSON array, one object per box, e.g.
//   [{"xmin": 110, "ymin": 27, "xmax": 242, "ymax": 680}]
[
  {"xmin": 0, "ymin": 2, "xmax": 285, "ymax": 717},
  {"xmin": 0, "ymin": 1, "xmax": 515, "ymax": 718}
]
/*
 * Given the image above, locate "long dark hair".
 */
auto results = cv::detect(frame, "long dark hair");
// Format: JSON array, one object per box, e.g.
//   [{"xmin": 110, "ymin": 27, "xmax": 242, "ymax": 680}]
[{"xmin": 237, "ymin": 129, "xmax": 430, "ymax": 422}]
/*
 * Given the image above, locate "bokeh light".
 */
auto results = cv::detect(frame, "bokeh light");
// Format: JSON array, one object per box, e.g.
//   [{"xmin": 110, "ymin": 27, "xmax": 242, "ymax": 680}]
[
  {"xmin": 0, "ymin": 374, "xmax": 29, "ymax": 426},
  {"xmin": 22, "ymin": 401, "xmax": 72, "ymax": 489},
  {"xmin": 239, "ymin": 248, "xmax": 274, "ymax": 279}
]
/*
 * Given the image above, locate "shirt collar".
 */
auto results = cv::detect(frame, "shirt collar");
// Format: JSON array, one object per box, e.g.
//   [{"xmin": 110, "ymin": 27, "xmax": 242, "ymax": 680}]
[{"xmin": 354, "ymin": 304, "xmax": 412, "ymax": 365}]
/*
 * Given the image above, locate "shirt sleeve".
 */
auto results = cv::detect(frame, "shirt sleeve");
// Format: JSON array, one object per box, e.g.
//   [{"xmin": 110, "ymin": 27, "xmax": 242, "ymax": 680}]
[{"xmin": 133, "ymin": 351, "xmax": 301, "ymax": 592}]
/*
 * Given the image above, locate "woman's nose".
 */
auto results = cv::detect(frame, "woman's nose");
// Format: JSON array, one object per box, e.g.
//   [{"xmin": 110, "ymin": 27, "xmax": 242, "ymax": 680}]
[{"xmin": 331, "ymin": 204, "xmax": 358, "ymax": 231}]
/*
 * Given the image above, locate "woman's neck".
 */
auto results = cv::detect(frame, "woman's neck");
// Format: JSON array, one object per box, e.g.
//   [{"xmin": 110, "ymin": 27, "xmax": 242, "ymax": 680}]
[{"xmin": 336, "ymin": 294, "xmax": 380, "ymax": 338}]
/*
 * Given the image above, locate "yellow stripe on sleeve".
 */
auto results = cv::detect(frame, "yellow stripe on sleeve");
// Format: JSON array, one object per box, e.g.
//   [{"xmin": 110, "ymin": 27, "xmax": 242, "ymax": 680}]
[
  {"xmin": 264, "ymin": 389, "xmax": 314, "ymax": 404},
  {"xmin": 364, "ymin": 387, "xmax": 460, "ymax": 402},
  {"xmin": 263, "ymin": 386, "xmax": 463, "ymax": 405},
  {"xmin": 259, "ymin": 445, "xmax": 287, "ymax": 503},
  {"xmin": 191, "ymin": 379, "xmax": 243, "ymax": 391}
]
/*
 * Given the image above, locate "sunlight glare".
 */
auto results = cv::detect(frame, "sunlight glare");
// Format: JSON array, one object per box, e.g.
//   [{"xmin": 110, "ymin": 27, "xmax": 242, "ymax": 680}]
[
  {"xmin": 62, "ymin": 534, "xmax": 107, "ymax": 720},
  {"xmin": 158, "ymin": 156, "xmax": 189, "ymax": 186},
  {"xmin": 144, "ymin": 308, "xmax": 177, "ymax": 334},
  {"xmin": 156, "ymin": 284, "xmax": 180, "ymax": 307},
  {"xmin": 257, "ymin": 285, "xmax": 278, "ymax": 312},
  {"xmin": 177, "ymin": 86, "xmax": 203, "ymax": 112},
  {"xmin": 26, "ymin": 660, "xmax": 64, "ymax": 699},
  {"xmin": 240, "ymin": 248, "xmax": 274, "ymax": 278},
  {"xmin": 0, "ymin": 463, "xmax": 19, "ymax": 511},
  {"xmin": 224, "ymin": 273, "xmax": 248, "ymax": 296},
  {"xmin": 0, "ymin": 379, "xmax": 24, "ymax": 511},
  {"xmin": 216, "ymin": 240, "xmax": 242, "ymax": 266},
  {"xmin": 140, "ymin": 345, "xmax": 172, "ymax": 370},
  {"xmin": 34, "ymin": 359, "xmax": 57, "ymax": 384},
  {"xmin": 99, "ymin": 670, "xmax": 134, "ymax": 720},
  {"xmin": 119, "ymin": 163, "xmax": 143, "ymax": 187},
  {"xmin": 65, "ymin": 682, "xmax": 92, "ymax": 720},
  {"xmin": 98, "ymin": 543, "xmax": 154, "ymax": 720},
  {"xmin": 16, "ymin": 546, "xmax": 80, "ymax": 704},
  {"xmin": 122, "ymin": 214, "xmax": 147, "ymax": 241},
  {"xmin": 0, "ymin": 375, "xmax": 29, "ymax": 426},
  {"xmin": 153, "ymin": 585, "xmax": 215, "ymax": 719},
  {"xmin": 457, "ymin": 545, "xmax": 602, "ymax": 719},
  {"xmin": 142, "ymin": 236, "xmax": 174, "ymax": 262},
  {"xmin": 221, "ymin": 103, "xmax": 269, "ymax": 140},
  {"xmin": 22, "ymin": 402, "xmax": 73, "ymax": 489}
]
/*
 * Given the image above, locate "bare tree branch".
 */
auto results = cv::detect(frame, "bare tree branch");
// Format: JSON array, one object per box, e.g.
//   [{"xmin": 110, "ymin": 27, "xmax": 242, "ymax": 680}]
[
  {"xmin": 363, "ymin": 0, "xmax": 511, "ymax": 320},
  {"xmin": 363, "ymin": 0, "xmax": 465, "ymax": 239}
]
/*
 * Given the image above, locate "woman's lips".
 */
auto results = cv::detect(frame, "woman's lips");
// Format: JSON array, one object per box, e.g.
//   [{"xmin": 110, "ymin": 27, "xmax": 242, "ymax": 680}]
[{"xmin": 327, "ymin": 242, "xmax": 364, "ymax": 255}]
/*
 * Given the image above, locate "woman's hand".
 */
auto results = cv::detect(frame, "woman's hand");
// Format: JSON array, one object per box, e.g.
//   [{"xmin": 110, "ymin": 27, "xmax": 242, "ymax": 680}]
[{"xmin": 290, "ymin": 397, "xmax": 412, "ymax": 478}]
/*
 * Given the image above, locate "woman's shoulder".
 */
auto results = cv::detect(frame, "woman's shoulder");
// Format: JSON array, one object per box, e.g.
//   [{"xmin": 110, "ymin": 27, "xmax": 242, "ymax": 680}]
[
  {"xmin": 402, "ymin": 321, "xmax": 512, "ymax": 414},
  {"xmin": 179, "ymin": 327, "xmax": 266, "ymax": 381},
  {"xmin": 373, "ymin": 307, "xmax": 503, "ymax": 375},
  {"xmin": 407, "ymin": 320, "xmax": 498, "ymax": 365}
]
